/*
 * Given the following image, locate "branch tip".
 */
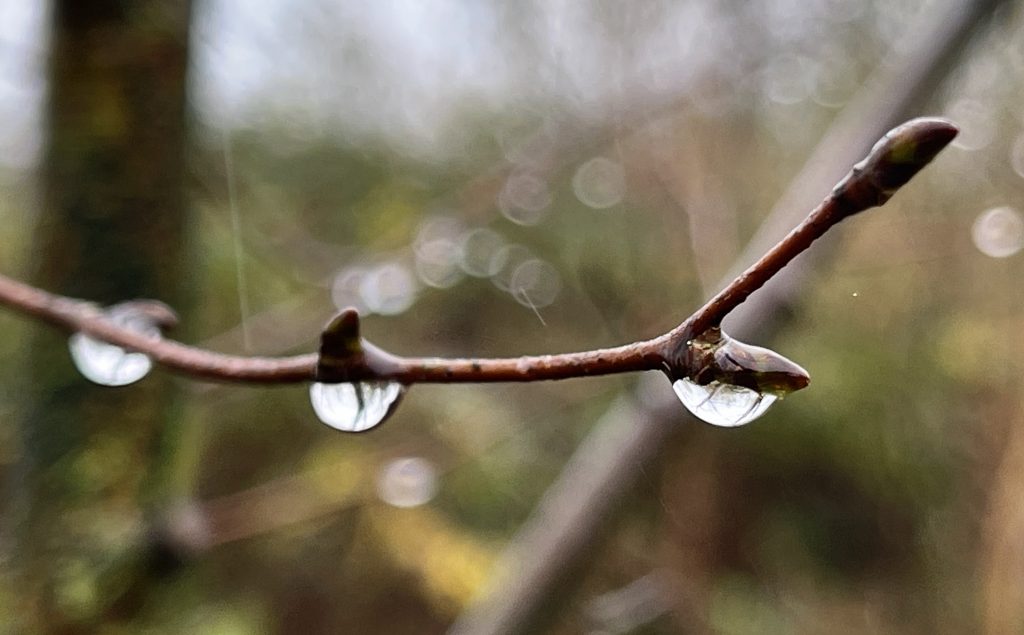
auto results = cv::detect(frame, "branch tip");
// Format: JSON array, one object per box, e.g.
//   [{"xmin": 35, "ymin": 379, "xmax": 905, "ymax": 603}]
[
  {"xmin": 871, "ymin": 117, "xmax": 957, "ymax": 184},
  {"xmin": 838, "ymin": 116, "xmax": 958, "ymax": 212}
]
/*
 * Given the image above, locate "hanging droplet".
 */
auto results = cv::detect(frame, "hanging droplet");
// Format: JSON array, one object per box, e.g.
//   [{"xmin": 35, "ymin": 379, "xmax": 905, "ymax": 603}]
[
  {"xmin": 309, "ymin": 381, "xmax": 404, "ymax": 433},
  {"xmin": 68, "ymin": 304, "xmax": 163, "ymax": 386},
  {"xmin": 673, "ymin": 378, "xmax": 778, "ymax": 427},
  {"xmin": 671, "ymin": 327, "xmax": 809, "ymax": 427},
  {"xmin": 376, "ymin": 456, "xmax": 438, "ymax": 508}
]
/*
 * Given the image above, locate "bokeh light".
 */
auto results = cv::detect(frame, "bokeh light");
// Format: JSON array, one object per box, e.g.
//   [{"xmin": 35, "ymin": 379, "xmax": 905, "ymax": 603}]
[
  {"xmin": 972, "ymin": 206, "xmax": 1024, "ymax": 259},
  {"xmin": 376, "ymin": 457, "xmax": 439, "ymax": 508}
]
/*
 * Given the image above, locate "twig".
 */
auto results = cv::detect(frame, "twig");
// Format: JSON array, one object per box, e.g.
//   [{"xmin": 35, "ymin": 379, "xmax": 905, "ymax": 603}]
[
  {"xmin": 448, "ymin": 0, "xmax": 998, "ymax": 631},
  {"xmin": 0, "ymin": 118, "xmax": 956, "ymax": 386}
]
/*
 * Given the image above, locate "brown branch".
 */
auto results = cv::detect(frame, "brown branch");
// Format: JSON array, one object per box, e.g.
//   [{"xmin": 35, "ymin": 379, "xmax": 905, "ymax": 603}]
[
  {"xmin": 0, "ymin": 118, "xmax": 956, "ymax": 385},
  {"xmin": 448, "ymin": 0, "xmax": 999, "ymax": 629},
  {"xmin": 0, "ymin": 273, "xmax": 316, "ymax": 383},
  {"xmin": 659, "ymin": 117, "xmax": 959, "ymax": 365}
]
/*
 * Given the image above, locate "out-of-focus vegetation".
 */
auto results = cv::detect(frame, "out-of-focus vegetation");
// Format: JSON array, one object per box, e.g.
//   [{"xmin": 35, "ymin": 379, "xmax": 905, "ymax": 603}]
[{"xmin": 1, "ymin": 0, "xmax": 1024, "ymax": 632}]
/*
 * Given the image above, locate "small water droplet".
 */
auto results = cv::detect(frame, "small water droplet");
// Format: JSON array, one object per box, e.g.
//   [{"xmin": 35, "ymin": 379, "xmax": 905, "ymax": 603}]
[
  {"xmin": 672, "ymin": 378, "xmax": 777, "ymax": 428},
  {"xmin": 376, "ymin": 457, "xmax": 438, "ymax": 508},
  {"xmin": 68, "ymin": 305, "xmax": 161, "ymax": 386},
  {"xmin": 309, "ymin": 381, "xmax": 404, "ymax": 432}
]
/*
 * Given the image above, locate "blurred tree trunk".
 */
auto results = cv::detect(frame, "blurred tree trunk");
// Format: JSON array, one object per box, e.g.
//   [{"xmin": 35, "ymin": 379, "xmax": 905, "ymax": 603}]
[{"xmin": 17, "ymin": 1, "xmax": 192, "ymax": 630}]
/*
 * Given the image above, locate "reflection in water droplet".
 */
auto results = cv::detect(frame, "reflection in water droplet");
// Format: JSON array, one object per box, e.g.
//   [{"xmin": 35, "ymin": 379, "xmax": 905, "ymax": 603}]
[
  {"xmin": 68, "ymin": 305, "xmax": 161, "ymax": 386},
  {"xmin": 672, "ymin": 378, "xmax": 777, "ymax": 428},
  {"xmin": 972, "ymin": 206, "xmax": 1024, "ymax": 258},
  {"xmin": 309, "ymin": 381, "xmax": 404, "ymax": 432},
  {"xmin": 376, "ymin": 457, "xmax": 438, "ymax": 508},
  {"xmin": 572, "ymin": 157, "xmax": 626, "ymax": 209}
]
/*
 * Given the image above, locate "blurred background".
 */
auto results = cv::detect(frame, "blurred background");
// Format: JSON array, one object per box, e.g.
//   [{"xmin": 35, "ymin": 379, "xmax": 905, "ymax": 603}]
[{"xmin": 1, "ymin": 0, "xmax": 1023, "ymax": 632}]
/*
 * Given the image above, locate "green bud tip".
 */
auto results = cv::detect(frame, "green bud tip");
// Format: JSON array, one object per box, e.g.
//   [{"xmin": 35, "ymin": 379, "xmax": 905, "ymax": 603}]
[{"xmin": 864, "ymin": 117, "xmax": 959, "ymax": 193}]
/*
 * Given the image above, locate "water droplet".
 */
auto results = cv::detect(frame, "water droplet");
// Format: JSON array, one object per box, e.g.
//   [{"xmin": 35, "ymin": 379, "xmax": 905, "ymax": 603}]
[
  {"xmin": 972, "ymin": 206, "xmax": 1024, "ymax": 258},
  {"xmin": 572, "ymin": 157, "xmax": 626, "ymax": 209},
  {"xmin": 376, "ymin": 456, "xmax": 438, "ymax": 508},
  {"xmin": 309, "ymin": 381, "xmax": 404, "ymax": 432},
  {"xmin": 672, "ymin": 378, "xmax": 777, "ymax": 428},
  {"xmin": 68, "ymin": 304, "xmax": 161, "ymax": 386}
]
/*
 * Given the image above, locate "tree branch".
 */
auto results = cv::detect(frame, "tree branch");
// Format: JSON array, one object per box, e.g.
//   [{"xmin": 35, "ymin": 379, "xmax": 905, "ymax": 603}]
[
  {"xmin": 447, "ymin": 0, "xmax": 1000, "ymax": 628},
  {"xmin": 0, "ymin": 118, "xmax": 956, "ymax": 385}
]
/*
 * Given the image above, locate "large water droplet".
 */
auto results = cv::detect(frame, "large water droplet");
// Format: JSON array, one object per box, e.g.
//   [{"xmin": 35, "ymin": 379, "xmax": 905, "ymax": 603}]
[
  {"xmin": 672, "ymin": 378, "xmax": 777, "ymax": 428},
  {"xmin": 309, "ymin": 381, "xmax": 404, "ymax": 432},
  {"xmin": 68, "ymin": 305, "xmax": 161, "ymax": 386},
  {"xmin": 376, "ymin": 457, "xmax": 438, "ymax": 508}
]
